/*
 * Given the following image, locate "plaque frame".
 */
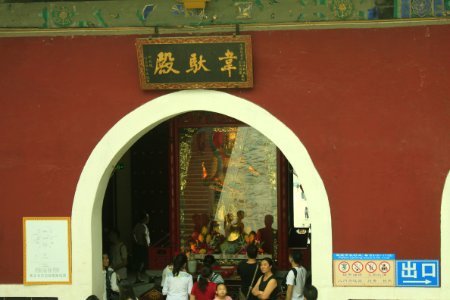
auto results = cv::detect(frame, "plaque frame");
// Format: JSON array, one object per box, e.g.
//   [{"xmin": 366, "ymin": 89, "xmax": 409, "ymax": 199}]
[{"xmin": 136, "ymin": 35, "xmax": 253, "ymax": 90}]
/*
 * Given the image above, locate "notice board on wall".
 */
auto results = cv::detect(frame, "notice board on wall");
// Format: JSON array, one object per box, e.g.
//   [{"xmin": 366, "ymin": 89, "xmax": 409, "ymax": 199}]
[
  {"xmin": 333, "ymin": 253, "xmax": 396, "ymax": 287},
  {"xmin": 23, "ymin": 217, "xmax": 72, "ymax": 285}
]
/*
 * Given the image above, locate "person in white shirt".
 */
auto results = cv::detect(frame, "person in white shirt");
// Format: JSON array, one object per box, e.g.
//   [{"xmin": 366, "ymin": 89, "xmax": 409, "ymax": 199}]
[
  {"xmin": 285, "ymin": 250, "xmax": 307, "ymax": 300},
  {"xmin": 102, "ymin": 253, "xmax": 120, "ymax": 300},
  {"xmin": 162, "ymin": 253, "xmax": 193, "ymax": 300}
]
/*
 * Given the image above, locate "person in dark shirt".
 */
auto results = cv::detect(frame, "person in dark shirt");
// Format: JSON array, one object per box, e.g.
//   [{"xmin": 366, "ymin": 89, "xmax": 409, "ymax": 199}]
[
  {"xmin": 201, "ymin": 255, "xmax": 224, "ymax": 284},
  {"xmin": 251, "ymin": 258, "xmax": 278, "ymax": 300},
  {"xmin": 237, "ymin": 244, "xmax": 261, "ymax": 300},
  {"xmin": 133, "ymin": 212, "xmax": 150, "ymax": 283}
]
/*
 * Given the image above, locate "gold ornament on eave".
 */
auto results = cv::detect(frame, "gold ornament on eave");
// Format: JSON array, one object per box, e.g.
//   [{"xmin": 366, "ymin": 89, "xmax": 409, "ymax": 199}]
[
  {"xmin": 182, "ymin": 0, "xmax": 209, "ymax": 15},
  {"xmin": 332, "ymin": 0, "xmax": 354, "ymax": 19}
]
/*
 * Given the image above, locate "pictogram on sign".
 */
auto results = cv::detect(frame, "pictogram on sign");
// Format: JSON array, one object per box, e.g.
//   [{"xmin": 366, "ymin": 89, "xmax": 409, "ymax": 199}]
[
  {"xmin": 379, "ymin": 261, "xmax": 391, "ymax": 273},
  {"xmin": 338, "ymin": 261, "xmax": 350, "ymax": 273},
  {"xmin": 365, "ymin": 261, "xmax": 377, "ymax": 273},
  {"xmin": 352, "ymin": 261, "xmax": 363, "ymax": 273}
]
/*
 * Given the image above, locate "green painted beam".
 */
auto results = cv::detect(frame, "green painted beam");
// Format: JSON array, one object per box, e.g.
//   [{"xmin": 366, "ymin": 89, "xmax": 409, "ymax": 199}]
[{"xmin": 0, "ymin": 0, "xmax": 448, "ymax": 37}]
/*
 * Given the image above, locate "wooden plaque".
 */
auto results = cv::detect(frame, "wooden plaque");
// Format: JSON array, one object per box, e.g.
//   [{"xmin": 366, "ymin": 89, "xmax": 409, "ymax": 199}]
[{"xmin": 136, "ymin": 35, "xmax": 253, "ymax": 90}]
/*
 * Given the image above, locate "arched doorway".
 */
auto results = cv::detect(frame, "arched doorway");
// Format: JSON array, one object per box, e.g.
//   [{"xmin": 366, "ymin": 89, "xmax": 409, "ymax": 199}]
[{"xmin": 71, "ymin": 89, "xmax": 332, "ymax": 297}]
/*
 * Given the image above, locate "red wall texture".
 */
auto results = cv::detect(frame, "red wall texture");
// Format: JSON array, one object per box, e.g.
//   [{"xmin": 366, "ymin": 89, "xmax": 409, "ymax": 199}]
[{"xmin": 0, "ymin": 25, "xmax": 449, "ymax": 283}]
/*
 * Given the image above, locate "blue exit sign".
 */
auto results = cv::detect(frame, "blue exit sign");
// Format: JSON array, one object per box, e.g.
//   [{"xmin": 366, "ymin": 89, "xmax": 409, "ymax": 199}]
[{"xmin": 396, "ymin": 260, "xmax": 439, "ymax": 287}]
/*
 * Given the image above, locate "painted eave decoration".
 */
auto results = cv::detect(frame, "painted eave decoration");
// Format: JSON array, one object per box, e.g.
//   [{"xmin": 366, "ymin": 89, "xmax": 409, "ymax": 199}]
[{"xmin": 0, "ymin": 0, "xmax": 448, "ymax": 29}]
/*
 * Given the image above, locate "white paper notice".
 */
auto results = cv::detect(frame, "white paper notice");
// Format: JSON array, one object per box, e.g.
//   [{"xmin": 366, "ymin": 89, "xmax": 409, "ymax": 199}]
[{"xmin": 23, "ymin": 218, "xmax": 71, "ymax": 284}]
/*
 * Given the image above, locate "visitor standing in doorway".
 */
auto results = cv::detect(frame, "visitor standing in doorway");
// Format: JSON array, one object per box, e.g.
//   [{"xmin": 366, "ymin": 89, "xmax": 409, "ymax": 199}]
[
  {"xmin": 237, "ymin": 244, "xmax": 261, "ymax": 300},
  {"xmin": 200, "ymin": 255, "xmax": 224, "ymax": 284},
  {"xmin": 103, "ymin": 253, "xmax": 120, "ymax": 300},
  {"xmin": 285, "ymin": 250, "xmax": 307, "ymax": 300},
  {"xmin": 133, "ymin": 212, "xmax": 150, "ymax": 283},
  {"xmin": 162, "ymin": 253, "xmax": 193, "ymax": 300},
  {"xmin": 251, "ymin": 258, "xmax": 278, "ymax": 300},
  {"xmin": 190, "ymin": 266, "xmax": 217, "ymax": 300},
  {"xmin": 108, "ymin": 229, "xmax": 128, "ymax": 284}
]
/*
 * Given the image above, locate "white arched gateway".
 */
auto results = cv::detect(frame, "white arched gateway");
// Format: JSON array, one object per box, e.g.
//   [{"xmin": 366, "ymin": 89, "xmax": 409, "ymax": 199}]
[
  {"xmin": 1, "ymin": 90, "xmax": 448, "ymax": 299},
  {"xmin": 73, "ymin": 89, "xmax": 333, "ymax": 297}
]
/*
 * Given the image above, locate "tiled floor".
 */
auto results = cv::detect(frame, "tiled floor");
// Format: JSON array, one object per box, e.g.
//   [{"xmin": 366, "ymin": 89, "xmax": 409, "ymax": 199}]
[{"xmin": 129, "ymin": 269, "xmax": 162, "ymax": 297}]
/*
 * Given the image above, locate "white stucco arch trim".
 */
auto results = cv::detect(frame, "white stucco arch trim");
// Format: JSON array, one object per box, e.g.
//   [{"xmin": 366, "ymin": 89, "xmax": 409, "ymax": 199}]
[
  {"xmin": 71, "ymin": 89, "xmax": 333, "ymax": 297},
  {"xmin": 441, "ymin": 171, "xmax": 450, "ymax": 289}
]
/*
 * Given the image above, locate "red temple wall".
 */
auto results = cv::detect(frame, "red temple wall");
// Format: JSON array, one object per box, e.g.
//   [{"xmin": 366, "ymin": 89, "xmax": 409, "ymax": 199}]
[{"xmin": 0, "ymin": 25, "xmax": 449, "ymax": 283}]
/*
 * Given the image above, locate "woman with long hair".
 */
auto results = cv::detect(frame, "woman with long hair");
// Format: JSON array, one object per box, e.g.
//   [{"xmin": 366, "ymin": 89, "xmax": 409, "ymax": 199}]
[
  {"xmin": 102, "ymin": 253, "xmax": 120, "ymax": 300},
  {"xmin": 162, "ymin": 253, "xmax": 193, "ymax": 299},
  {"xmin": 190, "ymin": 266, "xmax": 217, "ymax": 300},
  {"xmin": 251, "ymin": 258, "xmax": 278, "ymax": 300},
  {"xmin": 200, "ymin": 255, "xmax": 224, "ymax": 284}
]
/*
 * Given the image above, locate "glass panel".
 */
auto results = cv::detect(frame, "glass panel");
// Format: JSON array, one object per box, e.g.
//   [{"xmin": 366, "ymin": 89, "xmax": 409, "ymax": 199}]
[{"xmin": 179, "ymin": 126, "xmax": 277, "ymax": 256}]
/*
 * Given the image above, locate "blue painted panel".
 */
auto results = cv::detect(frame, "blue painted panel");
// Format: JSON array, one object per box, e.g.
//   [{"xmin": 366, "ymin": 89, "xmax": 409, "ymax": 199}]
[
  {"xmin": 333, "ymin": 253, "xmax": 396, "ymax": 260},
  {"xmin": 396, "ymin": 260, "xmax": 440, "ymax": 287}
]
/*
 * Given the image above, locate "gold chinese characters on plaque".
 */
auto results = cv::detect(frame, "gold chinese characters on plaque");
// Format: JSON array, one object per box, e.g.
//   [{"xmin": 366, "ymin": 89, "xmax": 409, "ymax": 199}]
[{"xmin": 135, "ymin": 35, "xmax": 253, "ymax": 90}]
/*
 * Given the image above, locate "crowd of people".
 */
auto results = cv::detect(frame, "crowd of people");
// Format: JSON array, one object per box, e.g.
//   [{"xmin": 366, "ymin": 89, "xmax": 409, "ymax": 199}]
[
  {"xmin": 92, "ymin": 212, "xmax": 151, "ymax": 300},
  {"xmin": 161, "ymin": 249, "xmax": 317, "ymax": 300},
  {"xmin": 92, "ymin": 211, "xmax": 318, "ymax": 300},
  {"xmin": 159, "ymin": 253, "xmax": 233, "ymax": 300},
  {"xmin": 92, "ymin": 243, "xmax": 318, "ymax": 300}
]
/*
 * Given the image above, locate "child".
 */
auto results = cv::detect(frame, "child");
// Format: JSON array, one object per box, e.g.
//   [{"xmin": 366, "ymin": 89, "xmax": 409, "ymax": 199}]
[
  {"xmin": 214, "ymin": 283, "xmax": 232, "ymax": 300},
  {"xmin": 303, "ymin": 285, "xmax": 318, "ymax": 300}
]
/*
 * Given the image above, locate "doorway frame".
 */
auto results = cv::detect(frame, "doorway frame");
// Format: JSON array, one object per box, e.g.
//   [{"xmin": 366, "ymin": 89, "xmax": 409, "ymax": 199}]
[
  {"xmin": 71, "ymin": 89, "xmax": 333, "ymax": 296},
  {"xmin": 66, "ymin": 89, "xmax": 448, "ymax": 299}
]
